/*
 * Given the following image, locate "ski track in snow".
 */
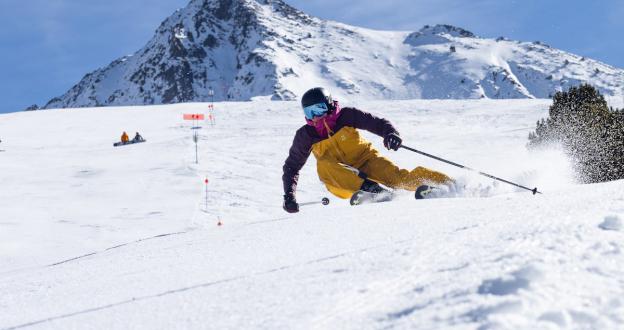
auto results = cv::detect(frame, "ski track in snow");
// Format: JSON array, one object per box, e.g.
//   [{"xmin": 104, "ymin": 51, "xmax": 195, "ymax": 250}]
[
  {"xmin": 47, "ymin": 231, "xmax": 187, "ymax": 267},
  {"xmin": 1, "ymin": 100, "xmax": 624, "ymax": 329}
]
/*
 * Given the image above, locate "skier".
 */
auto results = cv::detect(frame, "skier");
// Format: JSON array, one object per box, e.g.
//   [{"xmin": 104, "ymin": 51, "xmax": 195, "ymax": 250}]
[
  {"xmin": 121, "ymin": 131, "xmax": 129, "ymax": 144},
  {"xmin": 282, "ymin": 87, "xmax": 453, "ymax": 213}
]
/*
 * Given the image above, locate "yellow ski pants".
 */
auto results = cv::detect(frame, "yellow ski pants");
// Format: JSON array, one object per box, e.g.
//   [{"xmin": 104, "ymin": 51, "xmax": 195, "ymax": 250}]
[{"xmin": 312, "ymin": 127, "xmax": 451, "ymax": 199}]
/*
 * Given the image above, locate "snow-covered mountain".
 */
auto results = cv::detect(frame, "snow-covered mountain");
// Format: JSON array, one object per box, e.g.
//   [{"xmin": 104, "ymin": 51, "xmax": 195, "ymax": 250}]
[{"xmin": 42, "ymin": 0, "xmax": 624, "ymax": 109}]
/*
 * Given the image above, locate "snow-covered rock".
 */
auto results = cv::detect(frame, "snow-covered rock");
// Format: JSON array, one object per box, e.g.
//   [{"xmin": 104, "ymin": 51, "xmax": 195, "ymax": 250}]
[{"xmin": 42, "ymin": 0, "xmax": 624, "ymax": 109}]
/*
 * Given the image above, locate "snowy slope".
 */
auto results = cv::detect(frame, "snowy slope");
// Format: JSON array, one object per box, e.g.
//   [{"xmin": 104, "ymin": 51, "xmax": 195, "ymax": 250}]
[
  {"xmin": 1, "ymin": 99, "xmax": 624, "ymax": 329},
  {"xmin": 41, "ymin": 0, "xmax": 624, "ymax": 109}
]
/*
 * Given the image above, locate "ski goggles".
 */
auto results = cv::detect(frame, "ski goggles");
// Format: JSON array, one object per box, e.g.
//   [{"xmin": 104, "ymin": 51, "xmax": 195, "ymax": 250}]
[{"xmin": 303, "ymin": 102, "xmax": 329, "ymax": 120}]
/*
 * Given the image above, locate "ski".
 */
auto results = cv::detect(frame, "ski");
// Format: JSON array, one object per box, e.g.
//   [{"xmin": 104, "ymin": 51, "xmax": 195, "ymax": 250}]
[
  {"xmin": 350, "ymin": 185, "xmax": 438, "ymax": 206},
  {"xmin": 415, "ymin": 185, "xmax": 435, "ymax": 199},
  {"xmin": 349, "ymin": 189, "xmax": 394, "ymax": 205}
]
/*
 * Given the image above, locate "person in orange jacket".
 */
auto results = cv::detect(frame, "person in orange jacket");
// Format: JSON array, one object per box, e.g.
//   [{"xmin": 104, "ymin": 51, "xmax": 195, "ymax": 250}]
[
  {"xmin": 282, "ymin": 87, "xmax": 453, "ymax": 213},
  {"xmin": 121, "ymin": 131, "xmax": 129, "ymax": 143}
]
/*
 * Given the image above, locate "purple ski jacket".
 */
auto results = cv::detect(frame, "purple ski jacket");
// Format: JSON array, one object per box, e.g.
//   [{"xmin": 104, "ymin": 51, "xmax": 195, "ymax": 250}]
[{"xmin": 282, "ymin": 107, "xmax": 398, "ymax": 197}]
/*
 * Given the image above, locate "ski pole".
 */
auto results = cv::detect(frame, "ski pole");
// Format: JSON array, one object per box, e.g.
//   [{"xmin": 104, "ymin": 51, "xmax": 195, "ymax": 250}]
[
  {"xmin": 400, "ymin": 145, "xmax": 541, "ymax": 195},
  {"xmin": 299, "ymin": 197, "xmax": 331, "ymax": 207}
]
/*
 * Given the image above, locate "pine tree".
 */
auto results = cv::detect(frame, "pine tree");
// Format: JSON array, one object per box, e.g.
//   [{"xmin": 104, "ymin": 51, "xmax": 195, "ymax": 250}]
[{"xmin": 528, "ymin": 84, "xmax": 624, "ymax": 183}]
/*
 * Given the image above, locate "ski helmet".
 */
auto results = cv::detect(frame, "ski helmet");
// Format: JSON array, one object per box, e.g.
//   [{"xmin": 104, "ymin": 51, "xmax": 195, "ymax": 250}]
[{"xmin": 301, "ymin": 87, "xmax": 335, "ymax": 119}]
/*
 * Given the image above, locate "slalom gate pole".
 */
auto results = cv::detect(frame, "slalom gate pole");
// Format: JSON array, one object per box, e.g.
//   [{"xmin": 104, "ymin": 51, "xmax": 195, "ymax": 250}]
[
  {"xmin": 193, "ymin": 130, "xmax": 199, "ymax": 164},
  {"xmin": 400, "ymin": 145, "xmax": 541, "ymax": 195}
]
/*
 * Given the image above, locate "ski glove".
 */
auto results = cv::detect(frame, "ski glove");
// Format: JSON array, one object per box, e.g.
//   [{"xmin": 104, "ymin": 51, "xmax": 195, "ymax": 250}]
[
  {"xmin": 283, "ymin": 194, "xmax": 299, "ymax": 213},
  {"xmin": 383, "ymin": 132, "xmax": 402, "ymax": 151}
]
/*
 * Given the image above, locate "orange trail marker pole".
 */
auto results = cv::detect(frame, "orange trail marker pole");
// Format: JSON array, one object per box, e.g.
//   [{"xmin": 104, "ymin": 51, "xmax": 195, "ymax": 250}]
[
  {"xmin": 204, "ymin": 178, "xmax": 209, "ymax": 212},
  {"xmin": 208, "ymin": 88, "xmax": 215, "ymax": 126}
]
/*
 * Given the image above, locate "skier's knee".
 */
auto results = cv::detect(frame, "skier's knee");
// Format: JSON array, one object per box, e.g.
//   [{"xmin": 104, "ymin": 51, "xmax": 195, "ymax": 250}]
[{"xmin": 325, "ymin": 184, "xmax": 354, "ymax": 199}]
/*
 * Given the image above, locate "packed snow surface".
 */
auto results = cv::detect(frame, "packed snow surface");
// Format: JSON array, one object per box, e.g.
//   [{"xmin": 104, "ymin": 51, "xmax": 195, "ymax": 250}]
[{"xmin": 1, "ymin": 99, "xmax": 623, "ymax": 329}]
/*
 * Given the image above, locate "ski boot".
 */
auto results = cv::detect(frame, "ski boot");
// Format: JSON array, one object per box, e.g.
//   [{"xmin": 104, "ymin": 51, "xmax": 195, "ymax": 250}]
[{"xmin": 350, "ymin": 179, "xmax": 393, "ymax": 205}]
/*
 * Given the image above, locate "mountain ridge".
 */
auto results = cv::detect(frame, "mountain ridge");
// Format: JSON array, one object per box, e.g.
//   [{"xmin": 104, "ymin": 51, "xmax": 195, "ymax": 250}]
[{"xmin": 41, "ymin": 0, "xmax": 624, "ymax": 109}]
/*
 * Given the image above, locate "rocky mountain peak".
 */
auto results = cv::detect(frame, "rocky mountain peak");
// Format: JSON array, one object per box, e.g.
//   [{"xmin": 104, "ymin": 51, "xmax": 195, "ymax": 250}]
[
  {"xmin": 404, "ymin": 24, "xmax": 476, "ymax": 47},
  {"xmin": 420, "ymin": 24, "xmax": 475, "ymax": 38},
  {"xmin": 185, "ymin": 0, "xmax": 306, "ymax": 23},
  {"xmin": 40, "ymin": 2, "xmax": 624, "ymax": 110}
]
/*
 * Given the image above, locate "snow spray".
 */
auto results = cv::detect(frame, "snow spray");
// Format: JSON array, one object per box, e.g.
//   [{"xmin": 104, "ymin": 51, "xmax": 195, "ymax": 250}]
[
  {"xmin": 523, "ymin": 146, "xmax": 576, "ymax": 190},
  {"xmin": 401, "ymin": 145, "xmax": 541, "ymax": 194}
]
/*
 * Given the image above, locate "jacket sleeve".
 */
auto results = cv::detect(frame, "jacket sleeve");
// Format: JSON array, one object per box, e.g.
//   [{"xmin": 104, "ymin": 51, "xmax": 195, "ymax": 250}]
[
  {"xmin": 341, "ymin": 107, "xmax": 398, "ymax": 137},
  {"xmin": 282, "ymin": 127, "xmax": 313, "ymax": 197}
]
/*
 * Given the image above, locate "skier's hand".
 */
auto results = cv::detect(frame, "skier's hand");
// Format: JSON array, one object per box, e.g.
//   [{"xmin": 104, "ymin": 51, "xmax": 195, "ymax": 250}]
[
  {"xmin": 383, "ymin": 132, "xmax": 402, "ymax": 151},
  {"xmin": 283, "ymin": 194, "xmax": 299, "ymax": 213}
]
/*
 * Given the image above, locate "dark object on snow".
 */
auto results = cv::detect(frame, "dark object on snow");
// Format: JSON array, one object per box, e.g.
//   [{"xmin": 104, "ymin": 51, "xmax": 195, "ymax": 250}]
[
  {"xmin": 113, "ymin": 139, "xmax": 146, "ymax": 147},
  {"xmin": 400, "ymin": 145, "xmax": 541, "ymax": 195}
]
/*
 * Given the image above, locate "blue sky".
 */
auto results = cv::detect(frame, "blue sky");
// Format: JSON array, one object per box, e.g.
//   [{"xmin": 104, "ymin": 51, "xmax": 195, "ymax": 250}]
[{"xmin": 0, "ymin": 0, "xmax": 622, "ymax": 113}]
